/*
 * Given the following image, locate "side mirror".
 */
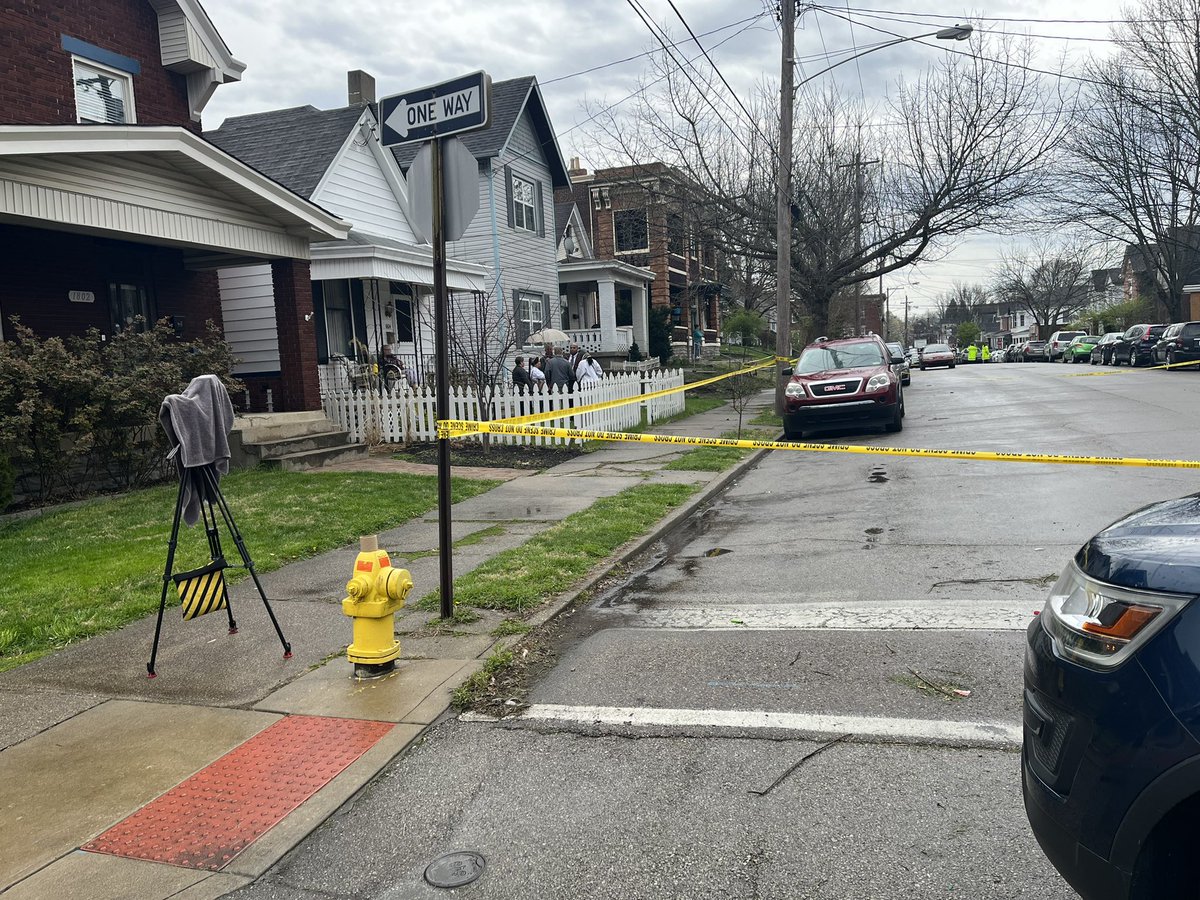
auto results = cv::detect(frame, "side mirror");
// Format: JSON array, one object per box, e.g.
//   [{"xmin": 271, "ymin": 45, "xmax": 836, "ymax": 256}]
[
  {"xmin": 890, "ymin": 354, "xmax": 904, "ymax": 364},
  {"xmin": 781, "ymin": 367, "xmax": 793, "ymax": 378}
]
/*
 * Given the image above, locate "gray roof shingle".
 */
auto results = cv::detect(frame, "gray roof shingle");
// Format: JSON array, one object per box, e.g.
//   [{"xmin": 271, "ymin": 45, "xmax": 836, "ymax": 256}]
[{"xmin": 205, "ymin": 105, "xmax": 366, "ymax": 198}]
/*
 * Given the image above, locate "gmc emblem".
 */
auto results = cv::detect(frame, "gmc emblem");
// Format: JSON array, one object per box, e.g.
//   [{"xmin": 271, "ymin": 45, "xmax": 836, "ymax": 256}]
[{"xmin": 826, "ymin": 384, "xmax": 847, "ymax": 392}]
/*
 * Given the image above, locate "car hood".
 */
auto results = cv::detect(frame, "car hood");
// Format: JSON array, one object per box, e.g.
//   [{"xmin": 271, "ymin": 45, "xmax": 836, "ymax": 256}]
[{"xmin": 1076, "ymin": 494, "xmax": 1200, "ymax": 595}]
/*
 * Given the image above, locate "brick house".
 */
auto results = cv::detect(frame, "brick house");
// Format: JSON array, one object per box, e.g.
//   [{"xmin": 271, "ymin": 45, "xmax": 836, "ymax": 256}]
[
  {"xmin": 0, "ymin": 0, "xmax": 349, "ymax": 413},
  {"xmin": 556, "ymin": 159, "xmax": 722, "ymax": 353}
]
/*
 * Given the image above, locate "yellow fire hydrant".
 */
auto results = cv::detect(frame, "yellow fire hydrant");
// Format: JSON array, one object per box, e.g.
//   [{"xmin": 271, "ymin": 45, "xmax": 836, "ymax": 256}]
[{"xmin": 342, "ymin": 535, "xmax": 412, "ymax": 678}]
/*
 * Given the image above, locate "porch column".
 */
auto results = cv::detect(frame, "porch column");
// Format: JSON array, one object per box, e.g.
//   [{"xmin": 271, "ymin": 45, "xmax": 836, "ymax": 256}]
[
  {"xmin": 598, "ymin": 276, "xmax": 618, "ymax": 350},
  {"xmin": 272, "ymin": 258, "xmax": 321, "ymax": 412},
  {"xmin": 632, "ymin": 281, "xmax": 650, "ymax": 353}
]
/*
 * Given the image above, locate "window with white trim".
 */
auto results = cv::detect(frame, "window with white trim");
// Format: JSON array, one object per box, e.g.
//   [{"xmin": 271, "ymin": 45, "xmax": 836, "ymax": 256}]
[
  {"xmin": 73, "ymin": 58, "xmax": 135, "ymax": 124},
  {"xmin": 512, "ymin": 175, "xmax": 537, "ymax": 232},
  {"xmin": 517, "ymin": 291, "xmax": 543, "ymax": 336}
]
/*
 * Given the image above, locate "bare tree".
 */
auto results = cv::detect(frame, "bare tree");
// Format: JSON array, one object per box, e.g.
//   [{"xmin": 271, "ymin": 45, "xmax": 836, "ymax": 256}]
[
  {"xmin": 583, "ymin": 31, "xmax": 1068, "ymax": 339},
  {"xmin": 447, "ymin": 288, "xmax": 518, "ymax": 452},
  {"xmin": 1056, "ymin": 0, "xmax": 1200, "ymax": 320},
  {"xmin": 991, "ymin": 243, "xmax": 1093, "ymax": 328}
]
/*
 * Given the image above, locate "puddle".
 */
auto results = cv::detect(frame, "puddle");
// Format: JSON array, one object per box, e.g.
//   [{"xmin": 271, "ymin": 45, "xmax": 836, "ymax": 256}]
[
  {"xmin": 867, "ymin": 468, "xmax": 889, "ymax": 483},
  {"xmin": 864, "ymin": 527, "xmax": 884, "ymax": 535}
]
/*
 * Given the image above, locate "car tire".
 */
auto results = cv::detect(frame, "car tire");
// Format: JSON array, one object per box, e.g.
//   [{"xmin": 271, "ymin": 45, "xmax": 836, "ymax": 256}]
[
  {"xmin": 949, "ymin": 363, "xmax": 955, "ymax": 369},
  {"xmin": 1167, "ymin": 350, "xmax": 1176, "ymax": 368},
  {"xmin": 919, "ymin": 364, "xmax": 926, "ymax": 370},
  {"xmin": 885, "ymin": 404, "xmax": 903, "ymax": 432},
  {"xmin": 784, "ymin": 425, "xmax": 803, "ymax": 441},
  {"xmin": 1112, "ymin": 353, "xmax": 1121, "ymax": 366}
]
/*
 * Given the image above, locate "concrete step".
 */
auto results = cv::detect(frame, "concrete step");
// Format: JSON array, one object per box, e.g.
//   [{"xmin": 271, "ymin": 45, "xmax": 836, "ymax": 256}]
[
  {"xmin": 245, "ymin": 430, "xmax": 355, "ymax": 461},
  {"xmin": 261, "ymin": 444, "xmax": 370, "ymax": 473},
  {"xmin": 232, "ymin": 411, "xmax": 335, "ymax": 444}
]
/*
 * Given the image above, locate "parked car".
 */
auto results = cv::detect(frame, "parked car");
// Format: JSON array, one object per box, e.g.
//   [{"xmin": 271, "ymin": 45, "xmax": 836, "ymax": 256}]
[
  {"xmin": 1151, "ymin": 321, "xmax": 1200, "ymax": 368},
  {"xmin": 1111, "ymin": 324, "xmax": 1168, "ymax": 366},
  {"xmin": 1008, "ymin": 341, "xmax": 1027, "ymax": 362},
  {"xmin": 1062, "ymin": 335, "xmax": 1100, "ymax": 363},
  {"xmin": 1024, "ymin": 492, "xmax": 1200, "ymax": 900},
  {"xmin": 1021, "ymin": 340, "xmax": 1046, "ymax": 362},
  {"xmin": 781, "ymin": 336, "xmax": 904, "ymax": 440},
  {"xmin": 906, "ymin": 347, "xmax": 921, "ymax": 365},
  {"xmin": 1044, "ymin": 330, "xmax": 1086, "ymax": 361},
  {"xmin": 1091, "ymin": 332, "xmax": 1124, "ymax": 365},
  {"xmin": 885, "ymin": 341, "xmax": 911, "ymax": 385},
  {"xmin": 919, "ymin": 343, "xmax": 956, "ymax": 369}
]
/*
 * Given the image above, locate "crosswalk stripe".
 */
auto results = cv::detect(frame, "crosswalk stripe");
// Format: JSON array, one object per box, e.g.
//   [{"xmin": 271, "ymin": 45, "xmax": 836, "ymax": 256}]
[
  {"xmin": 466, "ymin": 703, "xmax": 1022, "ymax": 749},
  {"xmin": 599, "ymin": 602, "xmax": 1039, "ymax": 631}
]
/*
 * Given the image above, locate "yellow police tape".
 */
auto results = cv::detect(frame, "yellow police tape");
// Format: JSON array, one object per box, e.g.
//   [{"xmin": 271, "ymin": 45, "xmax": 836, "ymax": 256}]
[
  {"xmin": 436, "ymin": 420, "xmax": 1200, "ymax": 470},
  {"xmin": 489, "ymin": 357, "xmax": 779, "ymax": 428}
]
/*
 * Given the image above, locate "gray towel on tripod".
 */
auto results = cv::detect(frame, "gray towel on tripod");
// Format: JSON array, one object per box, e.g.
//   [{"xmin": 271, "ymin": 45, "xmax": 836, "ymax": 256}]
[{"xmin": 159, "ymin": 375, "xmax": 235, "ymax": 526}]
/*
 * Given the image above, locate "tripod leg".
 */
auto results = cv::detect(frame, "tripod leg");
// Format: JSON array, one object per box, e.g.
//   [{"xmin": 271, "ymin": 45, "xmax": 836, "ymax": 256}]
[
  {"xmin": 201, "ymin": 498, "xmax": 237, "ymax": 635},
  {"xmin": 201, "ymin": 466, "xmax": 292, "ymax": 658},
  {"xmin": 148, "ymin": 470, "xmax": 189, "ymax": 678}
]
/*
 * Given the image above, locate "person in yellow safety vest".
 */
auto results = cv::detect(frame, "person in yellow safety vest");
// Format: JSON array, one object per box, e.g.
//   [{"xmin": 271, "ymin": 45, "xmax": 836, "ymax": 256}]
[
  {"xmin": 981, "ymin": 344, "xmax": 991, "ymax": 362},
  {"xmin": 967, "ymin": 344, "xmax": 978, "ymax": 363}
]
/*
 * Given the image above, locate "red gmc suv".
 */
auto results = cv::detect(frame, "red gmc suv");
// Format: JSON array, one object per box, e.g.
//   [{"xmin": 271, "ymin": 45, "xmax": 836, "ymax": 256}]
[{"xmin": 782, "ymin": 336, "xmax": 905, "ymax": 440}]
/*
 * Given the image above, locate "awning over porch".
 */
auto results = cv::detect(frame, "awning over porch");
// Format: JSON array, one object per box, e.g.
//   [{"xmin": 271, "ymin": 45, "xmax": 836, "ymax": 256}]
[
  {"xmin": 310, "ymin": 230, "xmax": 489, "ymax": 292},
  {"xmin": 0, "ymin": 125, "xmax": 350, "ymax": 265},
  {"xmin": 559, "ymin": 257, "xmax": 654, "ymax": 353}
]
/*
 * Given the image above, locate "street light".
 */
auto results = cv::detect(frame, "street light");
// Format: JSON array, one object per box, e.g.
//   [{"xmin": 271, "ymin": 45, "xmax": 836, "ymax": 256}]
[
  {"xmin": 792, "ymin": 25, "xmax": 973, "ymax": 91},
  {"xmin": 774, "ymin": 20, "xmax": 973, "ymax": 411}
]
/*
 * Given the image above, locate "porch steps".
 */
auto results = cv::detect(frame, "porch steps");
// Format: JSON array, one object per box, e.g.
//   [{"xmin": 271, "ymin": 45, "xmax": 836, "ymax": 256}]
[{"xmin": 230, "ymin": 412, "xmax": 368, "ymax": 472}]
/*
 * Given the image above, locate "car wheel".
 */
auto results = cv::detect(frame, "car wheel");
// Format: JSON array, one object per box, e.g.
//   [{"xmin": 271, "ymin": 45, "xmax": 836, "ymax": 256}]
[
  {"xmin": 1112, "ymin": 353, "xmax": 1121, "ymax": 366},
  {"xmin": 1167, "ymin": 350, "xmax": 1176, "ymax": 368},
  {"xmin": 949, "ymin": 362, "xmax": 955, "ymax": 369},
  {"xmin": 784, "ymin": 424, "xmax": 803, "ymax": 441},
  {"xmin": 885, "ymin": 404, "xmax": 903, "ymax": 432},
  {"xmin": 1130, "ymin": 799, "xmax": 1200, "ymax": 900},
  {"xmin": 919, "ymin": 364, "xmax": 926, "ymax": 370}
]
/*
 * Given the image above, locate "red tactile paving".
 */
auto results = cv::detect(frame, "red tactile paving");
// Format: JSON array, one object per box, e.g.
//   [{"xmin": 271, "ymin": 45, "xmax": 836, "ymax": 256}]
[{"xmin": 82, "ymin": 715, "xmax": 394, "ymax": 871}]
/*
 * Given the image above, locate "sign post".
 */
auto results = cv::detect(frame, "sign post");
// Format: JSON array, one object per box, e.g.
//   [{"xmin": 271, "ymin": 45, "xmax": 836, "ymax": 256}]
[{"xmin": 380, "ymin": 72, "xmax": 490, "ymax": 621}]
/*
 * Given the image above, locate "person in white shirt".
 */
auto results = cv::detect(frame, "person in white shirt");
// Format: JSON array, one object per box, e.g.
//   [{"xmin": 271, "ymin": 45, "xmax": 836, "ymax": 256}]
[
  {"xmin": 575, "ymin": 353, "xmax": 603, "ymax": 385},
  {"xmin": 529, "ymin": 356, "xmax": 547, "ymax": 389}
]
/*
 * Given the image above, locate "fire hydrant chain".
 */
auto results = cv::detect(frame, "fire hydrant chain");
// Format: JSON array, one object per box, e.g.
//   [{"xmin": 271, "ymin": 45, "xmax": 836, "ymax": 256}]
[{"xmin": 341, "ymin": 535, "xmax": 413, "ymax": 679}]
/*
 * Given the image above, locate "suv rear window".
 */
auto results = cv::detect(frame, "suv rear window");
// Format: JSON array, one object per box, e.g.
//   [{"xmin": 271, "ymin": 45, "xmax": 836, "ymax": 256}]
[
  {"xmin": 925, "ymin": 344, "xmax": 949, "ymax": 352},
  {"xmin": 1148, "ymin": 325, "xmax": 1167, "ymax": 337},
  {"xmin": 1182, "ymin": 323, "xmax": 1200, "ymax": 337}
]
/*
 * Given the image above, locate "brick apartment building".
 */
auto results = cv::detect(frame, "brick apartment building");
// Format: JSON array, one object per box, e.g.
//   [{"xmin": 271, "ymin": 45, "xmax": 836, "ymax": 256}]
[
  {"xmin": 0, "ymin": 0, "xmax": 348, "ymax": 411},
  {"xmin": 556, "ymin": 160, "xmax": 722, "ymax": 342}
]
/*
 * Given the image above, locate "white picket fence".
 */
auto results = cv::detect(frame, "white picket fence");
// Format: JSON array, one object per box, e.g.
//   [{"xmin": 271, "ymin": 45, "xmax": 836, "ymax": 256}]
[{"xmin": 322, "ymin": 369, "xmax": 685, "ymax": 445}]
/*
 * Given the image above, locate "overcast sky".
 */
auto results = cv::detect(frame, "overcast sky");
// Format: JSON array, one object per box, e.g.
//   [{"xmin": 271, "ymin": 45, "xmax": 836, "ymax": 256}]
[{"xmin": 200, "ymin": 0, "xmax": 1127, "ymax": 316}]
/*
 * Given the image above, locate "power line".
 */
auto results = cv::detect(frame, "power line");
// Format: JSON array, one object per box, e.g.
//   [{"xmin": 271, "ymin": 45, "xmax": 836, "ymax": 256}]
[
  {"xmin": 541, "ymin": 14, "xmax": 765, "ymax": 86},
  {"xmin": 663, "ymin": 0, "xmax": 772, "ymax": 150},
  {"xmin": 824, "ymin": 5, "xmax": 1186, "ymax": 25},
  {"xmin": 623, "ymin": 0, "xmax": 760, "ymax": 160}
]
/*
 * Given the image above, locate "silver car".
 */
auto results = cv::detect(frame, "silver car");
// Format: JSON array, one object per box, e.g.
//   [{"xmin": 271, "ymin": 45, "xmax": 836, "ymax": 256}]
[{"xmin": 886, "ymin": 342, "xmax": 911, "ymax": 385}]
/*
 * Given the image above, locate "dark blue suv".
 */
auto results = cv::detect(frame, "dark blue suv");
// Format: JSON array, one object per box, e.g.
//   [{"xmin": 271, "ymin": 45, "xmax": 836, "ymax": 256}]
[{"xmin": 1024, "ymin": 494, "xmax": 1200, "ymax": 899}]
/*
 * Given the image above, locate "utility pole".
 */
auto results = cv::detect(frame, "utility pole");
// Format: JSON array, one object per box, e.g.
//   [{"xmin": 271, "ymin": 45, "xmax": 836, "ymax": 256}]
[{"xmin": 774, "ymin": 0, "xmax": 795, "ymax": 414}]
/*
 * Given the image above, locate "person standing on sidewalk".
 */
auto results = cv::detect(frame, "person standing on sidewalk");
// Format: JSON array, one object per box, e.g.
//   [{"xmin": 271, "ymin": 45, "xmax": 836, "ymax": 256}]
[
  {"xmin": 544, "ymin": 348, "xmax": 573, "ymax": 392},
  {"xmin": 575, "ymin": 352, "xmax": 604, "ymax": 386},
  {"xmin": 693, "ymin": 326, "xmax": 704, "ymax": 361},
  {"xmin": 512, "ymin": 357, "xmax": 533, "ymax": 394}
]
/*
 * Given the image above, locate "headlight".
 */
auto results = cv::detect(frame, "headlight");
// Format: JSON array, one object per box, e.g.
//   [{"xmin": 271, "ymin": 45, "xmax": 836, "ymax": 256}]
[
  {"xmin": 865, "ymin": 373, "xmax": 892, "ymax": 392},
  {"xmin": 1041, "ymin": 561, "xmax": 1192, "ymax": 668},
  {"xmin": 785, "ymin": 382, "xmax": 807, "ymax": 398}
]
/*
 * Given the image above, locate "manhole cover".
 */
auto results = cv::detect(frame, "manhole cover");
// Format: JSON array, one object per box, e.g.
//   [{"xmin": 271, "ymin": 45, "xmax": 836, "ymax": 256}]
[{"xmin": 424, "ymin": 850, "xmax": 487, "ymax": 888}]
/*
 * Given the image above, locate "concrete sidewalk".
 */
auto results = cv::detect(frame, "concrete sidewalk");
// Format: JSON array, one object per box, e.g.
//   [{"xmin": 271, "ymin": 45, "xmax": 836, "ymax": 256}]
[{"xmin": 0, "ymin": 394, "xmax": 774, "ymax": 899}]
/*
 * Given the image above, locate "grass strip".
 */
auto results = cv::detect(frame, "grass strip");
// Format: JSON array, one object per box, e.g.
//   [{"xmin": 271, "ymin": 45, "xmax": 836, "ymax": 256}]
[
  {"xmin": 0, "ymin": 467, "xmax": 498, "ymax": 672},
  {"xmin": 452, "ymin": 646, "xmax": 514, "ymax": 709},
  {"xmin": 418, "ymin": 482, "xmax": 699, "ymax": 613}
]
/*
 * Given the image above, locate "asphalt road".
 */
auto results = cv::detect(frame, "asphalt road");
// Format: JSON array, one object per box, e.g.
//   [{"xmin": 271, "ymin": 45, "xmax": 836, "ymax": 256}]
[{"xmin": 232, "ymin": 361, "xmax": 1200, "ymax": 900}]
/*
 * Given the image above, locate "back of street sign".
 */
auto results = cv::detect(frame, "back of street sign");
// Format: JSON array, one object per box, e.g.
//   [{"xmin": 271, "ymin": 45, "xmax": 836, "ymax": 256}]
[{"xmin": 379, "ymin": 71, "xmax": 491, "ymax": 147}]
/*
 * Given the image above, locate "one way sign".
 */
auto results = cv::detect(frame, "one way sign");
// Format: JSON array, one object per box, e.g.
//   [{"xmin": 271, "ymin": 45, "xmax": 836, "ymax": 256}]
[{"xmin": 379, "ymin": 71, "xmax": 491, "ymax": 147}]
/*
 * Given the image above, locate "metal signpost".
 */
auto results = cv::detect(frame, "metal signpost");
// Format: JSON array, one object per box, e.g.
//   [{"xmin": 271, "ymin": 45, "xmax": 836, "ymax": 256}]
[{"xmin": 380, "ymin": 71, "xmax": 491, "ymax": 619}]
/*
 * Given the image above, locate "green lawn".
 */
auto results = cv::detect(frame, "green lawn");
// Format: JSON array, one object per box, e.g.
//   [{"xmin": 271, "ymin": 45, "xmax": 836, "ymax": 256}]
[{"xmin": 0, "ymin": 468, "xmax": 498, "ymax": 672}]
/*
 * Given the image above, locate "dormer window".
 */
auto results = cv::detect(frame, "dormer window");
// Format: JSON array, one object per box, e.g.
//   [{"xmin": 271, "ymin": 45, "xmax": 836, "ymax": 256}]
[{"xmin": 73, "ymin": 58, "xmax": 135, "ymax": 124}]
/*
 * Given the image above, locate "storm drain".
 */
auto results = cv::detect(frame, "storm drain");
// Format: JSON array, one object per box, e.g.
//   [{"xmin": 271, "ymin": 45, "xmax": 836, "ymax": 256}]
[{"xmin": 425, "ymin": 850, "xmax": 487, "ymax": 888}]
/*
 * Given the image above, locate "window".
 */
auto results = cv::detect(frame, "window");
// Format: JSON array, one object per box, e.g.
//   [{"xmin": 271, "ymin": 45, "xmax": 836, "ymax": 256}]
[
  {"xmin": 74, "ymin": 59, "xmax": 134, "ymax": 124},
  {"xmin": 518, "ymin": 292, "xmax": 543, "ymax": 333},
  {"xmin": 1019, "ymin": 314, "xmax": 1026, "ymax": 327},
  {"xmin": 389, "ymin": 283, "xmax": 415, "ymax": 343},
  {"xmin": 667, "ymin": 214, "xmax": 685, "ymax": 255},
  {"xmin": 614, "ymin": 209, "xmax": 648, "ymax": 252},
  {"xmin": 109, "ymin": 281, "xmax": 153, "ymax": 331},
  {"xmin": 512, "ymin": 175, "xmax": 537, "ymax": 232}
]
